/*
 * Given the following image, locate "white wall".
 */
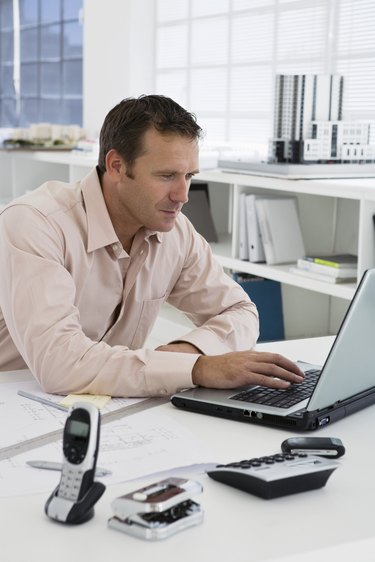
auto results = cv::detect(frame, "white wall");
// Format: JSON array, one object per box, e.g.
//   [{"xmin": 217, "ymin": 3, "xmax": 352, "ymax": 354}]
[{"xmin": 83, "ymin": 0, "xmax": 155, "ymax": 137}]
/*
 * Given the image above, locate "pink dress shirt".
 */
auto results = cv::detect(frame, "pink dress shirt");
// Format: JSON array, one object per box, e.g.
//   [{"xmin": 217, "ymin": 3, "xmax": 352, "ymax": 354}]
[{"xmin": 0, "ymin": 168, "xmax": 259, "ymax": 396}]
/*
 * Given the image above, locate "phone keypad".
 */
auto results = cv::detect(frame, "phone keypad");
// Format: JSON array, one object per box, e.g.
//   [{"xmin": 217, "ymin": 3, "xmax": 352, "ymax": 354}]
[{"xmin": 58, "ymin": 466, "xmax": 84, "ymax": 501}]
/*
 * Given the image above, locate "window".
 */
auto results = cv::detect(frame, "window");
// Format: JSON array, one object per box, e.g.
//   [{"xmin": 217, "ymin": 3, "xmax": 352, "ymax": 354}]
[
  {"xmin": 0, "ymin": 0, "xmax": 83, "ymax": 127},
  {"xmin": 154, "ymin": 0, "xmax": 375, "ymax": 155}
]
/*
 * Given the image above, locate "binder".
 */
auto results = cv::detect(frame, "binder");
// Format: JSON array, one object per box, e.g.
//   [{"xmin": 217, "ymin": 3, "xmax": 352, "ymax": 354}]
[
  {"xmin": 238, "ymin": 193, "xmax": 249, "ymax": 260},
  {"xmin": 255, "ymin": 197, "xmax": 305, "ymax": 265},
  {"xmin": 246, "ymin": 194, "xmax": 266, "ymax": 262},
  {"xmin": 233, "ymin": 273, "xmax": 284, "ymax": 341}
]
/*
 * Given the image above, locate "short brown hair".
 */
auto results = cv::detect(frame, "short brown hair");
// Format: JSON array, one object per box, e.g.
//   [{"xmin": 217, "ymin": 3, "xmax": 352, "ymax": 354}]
[{"xmin": 98, "ymin": 95, "xmax": 202, "ymax": 175}]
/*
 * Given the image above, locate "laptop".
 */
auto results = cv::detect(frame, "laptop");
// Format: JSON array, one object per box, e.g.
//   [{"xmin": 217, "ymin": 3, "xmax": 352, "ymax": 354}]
[{"xmin": 171, "ymin": 268, "xmax": 375, "ymax": 431}]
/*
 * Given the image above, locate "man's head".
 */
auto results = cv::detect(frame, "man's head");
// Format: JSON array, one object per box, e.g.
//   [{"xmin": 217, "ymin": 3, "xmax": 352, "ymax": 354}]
[
  {"xmin": 98, "ymin": 95, "xmax": 202, "ymax": 178},
  {"xmin": 98, "ymin": 96, "xmax": 202, "ymax": 245}
]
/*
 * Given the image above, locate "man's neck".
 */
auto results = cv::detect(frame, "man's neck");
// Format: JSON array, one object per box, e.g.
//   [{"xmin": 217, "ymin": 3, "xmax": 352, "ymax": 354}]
[
  {"xmin": 121, "ymin": 236, "xmax": 134, "ymax": 255},
  {"xmin": 99, "ymin": 170, "xmax": 138, "ymax": 254}
]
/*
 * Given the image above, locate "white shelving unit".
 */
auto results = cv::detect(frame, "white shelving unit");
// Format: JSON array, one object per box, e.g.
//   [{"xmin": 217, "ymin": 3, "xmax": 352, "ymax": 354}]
[{"xmin": 1, "ymin": 150, "xmax": 375, "ymax": 340}]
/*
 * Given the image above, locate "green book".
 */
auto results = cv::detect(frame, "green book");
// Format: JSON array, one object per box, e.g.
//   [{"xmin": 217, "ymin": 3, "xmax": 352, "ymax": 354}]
[{"xmin": 303, "ymin": 253, "xmax": 358, "ymax": 269}]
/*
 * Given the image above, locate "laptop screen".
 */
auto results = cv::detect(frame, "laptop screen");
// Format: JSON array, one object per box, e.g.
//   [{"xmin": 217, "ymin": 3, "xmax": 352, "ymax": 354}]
[{"xmin": 308, "ymin": 269, "xmax": 375, "ymax": 411}]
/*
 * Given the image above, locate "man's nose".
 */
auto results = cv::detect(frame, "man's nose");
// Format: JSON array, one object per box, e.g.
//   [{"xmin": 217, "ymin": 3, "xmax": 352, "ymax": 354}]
[{"xmin": 171, "ymin": 178, "xmax": 190, "ymax": 203}]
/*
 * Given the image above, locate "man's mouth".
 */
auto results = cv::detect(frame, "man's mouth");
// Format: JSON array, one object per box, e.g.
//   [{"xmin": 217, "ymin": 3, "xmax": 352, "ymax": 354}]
[{"xmin": 161, "ymin": 208, "xmax": 181, "ymax": 215}]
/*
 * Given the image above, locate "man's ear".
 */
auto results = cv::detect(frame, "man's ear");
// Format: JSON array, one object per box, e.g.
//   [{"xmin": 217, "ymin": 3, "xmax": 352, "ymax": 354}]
[{"xmin": 105, "ymin": 149, "xmax": 126, "ymax": 178}]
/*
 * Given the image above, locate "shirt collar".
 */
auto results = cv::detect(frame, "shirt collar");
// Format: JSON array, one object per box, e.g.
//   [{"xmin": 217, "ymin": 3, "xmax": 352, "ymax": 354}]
[{"xmin": 81, "ymin": 168, "xmax": 162, "ymax": 253}]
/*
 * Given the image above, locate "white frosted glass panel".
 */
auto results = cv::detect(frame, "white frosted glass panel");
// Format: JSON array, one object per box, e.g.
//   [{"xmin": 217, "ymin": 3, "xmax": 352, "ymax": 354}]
[
  {"xmin": 155, "ymin": 71, "xmax": 188, "ymax": 107},
  {"xmin": 192, "ymin": 0, "xmax": 229, "ymax": 17},
  {"xmin": 157, "ymin": 0, "xmax": 188, "ymax": 22},
  {"xmin": 337, "ymin": 58, "xmax": 375, "ymax": 117},
  {"xmin": 197, "ymin": 116, "xmax": 226, "ymax": 143},
  {"xmin": 191, "ymin": 18, "xmax": 228, "ymax": 65},
  {"xmin": 277, "ymin": 6, "xmax": 327, "ymax": 60},
  {"xmin": 337, "ymin": 0, "xmax": 375, "ymax": 53},
  {"xmin": 190, "ymin": 68, "xmax": 227, "ymax": 111},
  {"xmin": 156, "ymin": 25, "xmax": 188, "ymax": 68},
  {"xmin": 230, "ymin": 66, "xmax": 273, "ymax": 112},
  {"xmin": 276, "ymin": 60, "xmax": 325, "ymax": 74},
  {"xmin": 232, "ymin": 13, "xmax": 274, "ymax": 62},
  {"xmin": 229, "ymin": 118, "xmax": 271, "ymax": 146},
  {"xmin": 233, "ymin": 0, "xmax": 274, "ymax": 8},
  {"xmin": 154, "ymin": 0, "xmax": 375, "ymax": 148}
]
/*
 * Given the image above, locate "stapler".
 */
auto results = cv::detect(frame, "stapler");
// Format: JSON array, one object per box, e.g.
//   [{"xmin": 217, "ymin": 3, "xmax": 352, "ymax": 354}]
[{"xmin": 108, "ymin": 477, "xmax": 203, "ymax": 540}]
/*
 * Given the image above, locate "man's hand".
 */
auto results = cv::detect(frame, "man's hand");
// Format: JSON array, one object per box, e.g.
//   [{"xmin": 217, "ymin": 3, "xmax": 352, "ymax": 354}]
[{"xmin": 192, "ymin": 351, "xmax": 304, "ymax": 390}]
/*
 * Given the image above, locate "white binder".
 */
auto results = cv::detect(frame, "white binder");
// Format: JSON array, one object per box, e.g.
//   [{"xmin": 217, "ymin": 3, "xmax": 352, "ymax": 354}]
[
  {"xmin": 238, "ymin": 193, "xmax": 249, "ymax": 260},
  {"xmin": 255, "ymin": 197, "xmax": 305, "ymax": 265},
  {"xmin": 246, "ymin": 194, "xmax": 266, "ymax": 262}
]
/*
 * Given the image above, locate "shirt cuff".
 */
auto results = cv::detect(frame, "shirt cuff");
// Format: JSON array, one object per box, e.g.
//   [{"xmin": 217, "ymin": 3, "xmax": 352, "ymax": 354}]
[{"xmin": 143, "ymin": 350, "xmax": 199, "ymax": 395}]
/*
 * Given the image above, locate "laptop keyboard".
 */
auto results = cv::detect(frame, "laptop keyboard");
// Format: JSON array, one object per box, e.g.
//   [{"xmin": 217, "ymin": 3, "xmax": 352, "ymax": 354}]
[{"xmin": 231, "ymin": 369, "xmax": 321, "ymax": 409}]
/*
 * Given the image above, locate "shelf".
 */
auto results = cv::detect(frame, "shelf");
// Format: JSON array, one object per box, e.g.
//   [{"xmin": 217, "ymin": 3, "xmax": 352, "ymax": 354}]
[
  {"xmin": 210, "ymin": 233, "xmax": 356, "ymax": 301},
  {"xmin": 212, "ymin": 254, "xmax": 356, "ymax": 300},
  {"xmin": 198, "ymin": 169, "xmax": 375, "ymax": 201},
  {"xmin": 5, "ymin": 149, "xmax": 97, "ymax": 167}
]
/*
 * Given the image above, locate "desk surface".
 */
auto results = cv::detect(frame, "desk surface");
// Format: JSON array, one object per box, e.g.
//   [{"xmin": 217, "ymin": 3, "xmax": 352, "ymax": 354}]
[{"xmin": 2, "ymin": 336, "xmax": 375, "ymax": 562}]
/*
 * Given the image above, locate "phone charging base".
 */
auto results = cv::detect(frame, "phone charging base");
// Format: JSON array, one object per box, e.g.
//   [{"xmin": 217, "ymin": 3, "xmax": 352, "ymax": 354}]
[{"xmin": 45, "ymin": 481, "xmax": 106, "ymax": 525}]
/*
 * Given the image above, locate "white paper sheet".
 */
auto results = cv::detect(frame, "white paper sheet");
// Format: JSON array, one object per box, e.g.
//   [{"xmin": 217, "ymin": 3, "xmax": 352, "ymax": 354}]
[
  {"xmin": 0, "ymin": 380, "xmax": 145, "ymax": 450},
  {"xmin": 0, "ymin": 407, "xmax": 218, "ymax": 497}
]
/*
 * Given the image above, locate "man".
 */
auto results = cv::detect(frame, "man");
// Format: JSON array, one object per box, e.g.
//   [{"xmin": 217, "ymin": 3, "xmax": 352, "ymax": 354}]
[{"xmin": 0, "ymin": 95, "xmax": 304, "ymax": 396}]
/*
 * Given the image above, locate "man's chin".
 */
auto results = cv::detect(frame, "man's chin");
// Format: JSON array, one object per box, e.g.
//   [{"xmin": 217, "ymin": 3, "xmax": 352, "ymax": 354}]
[
  {"xmin": 160, "ymin": 222, "xmax": 176, "ymax": 232},
  {"xmin": 149, "ymin": 220, "xmax": 177, "ymax": 233}
]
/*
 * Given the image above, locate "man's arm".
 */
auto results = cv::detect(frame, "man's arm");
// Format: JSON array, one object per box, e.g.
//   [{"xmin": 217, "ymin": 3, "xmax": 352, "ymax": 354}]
[
  {"xmin": 157, "ymin": 217, "xmax": 304, "ymax": 389},
  {"xmin": 0, "ymin": 205, "xmax": 198, "ymax": 397}
]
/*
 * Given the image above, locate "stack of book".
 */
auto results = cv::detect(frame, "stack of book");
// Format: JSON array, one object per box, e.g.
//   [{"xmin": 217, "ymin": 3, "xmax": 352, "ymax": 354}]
[{"xmin": 290, "ymin": 254, "xmax": 358, "ymax": 284}]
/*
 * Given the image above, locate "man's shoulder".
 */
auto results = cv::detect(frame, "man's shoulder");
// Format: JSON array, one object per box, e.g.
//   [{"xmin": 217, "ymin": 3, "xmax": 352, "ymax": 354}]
[
  {"xmin": 12, "ymin": 180, "xmax": 81, "ymax": 215},
  {"xmin": 1, "ymin": 170, "xmax": 97, "ymax": 220}
]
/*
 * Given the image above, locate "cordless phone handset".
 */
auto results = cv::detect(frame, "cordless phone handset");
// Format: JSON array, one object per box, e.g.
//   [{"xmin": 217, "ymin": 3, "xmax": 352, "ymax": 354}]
[{"xmin": 45, "ymin": 402, "xmax": 106, "ymax": 524}]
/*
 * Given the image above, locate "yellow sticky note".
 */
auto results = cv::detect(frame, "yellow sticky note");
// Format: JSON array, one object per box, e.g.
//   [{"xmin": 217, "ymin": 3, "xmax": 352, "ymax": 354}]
[{"xmin": 60, "ymin": 394, "xmax": 111, "ymax": 409}]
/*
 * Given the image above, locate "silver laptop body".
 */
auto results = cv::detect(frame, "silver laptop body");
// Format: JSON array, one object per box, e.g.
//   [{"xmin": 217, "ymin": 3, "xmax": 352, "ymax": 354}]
[{"xmin": 171, "ymin": 269, "xmax": 375, "ymax": 431}]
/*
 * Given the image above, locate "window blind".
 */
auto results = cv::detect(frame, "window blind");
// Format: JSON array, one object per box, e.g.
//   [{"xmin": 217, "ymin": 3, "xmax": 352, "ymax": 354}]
[{"xmin": 155, "ymin": 0, "xmax": 375, "ymax": 153}]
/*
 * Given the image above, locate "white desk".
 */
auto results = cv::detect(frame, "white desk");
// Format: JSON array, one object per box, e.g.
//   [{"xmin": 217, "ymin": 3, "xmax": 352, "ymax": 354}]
[{"xmin": 2, "ymin": 337, "xmax": 375, "ymax": 562}]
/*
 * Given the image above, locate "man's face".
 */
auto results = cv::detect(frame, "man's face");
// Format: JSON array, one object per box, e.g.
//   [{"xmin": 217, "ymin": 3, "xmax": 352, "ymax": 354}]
[{"xmin": 111, "ymin": 127, "xmax": 200, "ymax": 235}]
